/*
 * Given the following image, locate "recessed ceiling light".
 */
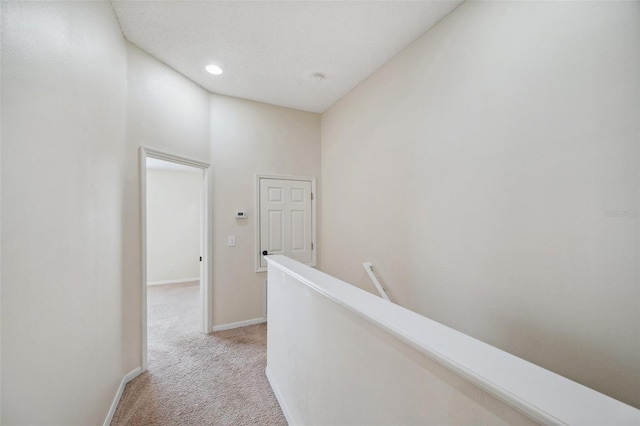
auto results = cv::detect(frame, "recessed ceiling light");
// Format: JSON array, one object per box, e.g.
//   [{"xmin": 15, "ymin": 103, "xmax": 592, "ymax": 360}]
[{"xmin": 205, "ymin": 64, "xmax": 223, "ymax": 75}]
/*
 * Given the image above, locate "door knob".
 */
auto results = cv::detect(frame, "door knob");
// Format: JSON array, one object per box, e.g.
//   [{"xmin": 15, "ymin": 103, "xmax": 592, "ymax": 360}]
[{"xmin": 262, "ymin": 250, "xmax": 268, "ymax": 256}]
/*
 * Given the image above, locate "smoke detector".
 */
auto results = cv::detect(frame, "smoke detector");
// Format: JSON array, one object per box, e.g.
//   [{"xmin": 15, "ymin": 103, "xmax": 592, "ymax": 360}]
[{"xmin": 310, "ymin": 73, "xmax": 325, "ymax": 82}]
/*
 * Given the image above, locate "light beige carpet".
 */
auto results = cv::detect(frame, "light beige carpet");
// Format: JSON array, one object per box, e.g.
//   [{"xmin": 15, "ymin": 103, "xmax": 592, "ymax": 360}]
[{"xmin": 111, "ymin": 281, "xmax": 286, "ymax": 425}]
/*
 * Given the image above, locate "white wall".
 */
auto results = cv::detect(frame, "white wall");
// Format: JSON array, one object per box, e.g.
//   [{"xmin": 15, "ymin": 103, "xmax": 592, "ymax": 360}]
[
  {"xmin": 210, "ymin": 95, "xmax": 321, "ymax": 326},
  {"xmin": 1, "ymin": 2, "xmax": 128, "ymax": 423},
  {"xmin": 1, "ymin": 8, "xmax": 320, "ymax": 419},
  {"xmin": 321, "ymin": 0, "xmax": 639, "ymax": 408},
  {"xmin": 122, "ymin": 42, "xmax": 211, "ymax": 371},
  {"xmin": 126, "ymin": 44, "xmax": 211, "ymax": 162},
  {"xmin": 127, "ymin": 47, "xmax": 321, "ymax": 333},
  {"xmin": 146, "ymin": 168, "xmax": 202, "ymax": 284},
  {"xmin": 1, "ymin": 4, "xmax": 214, "ymax": 423}
]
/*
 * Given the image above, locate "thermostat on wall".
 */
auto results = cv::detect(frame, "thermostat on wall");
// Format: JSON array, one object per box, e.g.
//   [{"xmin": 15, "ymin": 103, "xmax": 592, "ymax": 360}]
[{"xmin": 236, "ymin": 211, "xmax": 248, "ymax": 219}]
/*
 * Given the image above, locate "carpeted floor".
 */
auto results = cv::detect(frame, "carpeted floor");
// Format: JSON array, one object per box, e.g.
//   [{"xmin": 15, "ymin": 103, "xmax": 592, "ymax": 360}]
[{"xmin": 111, "ymin": 281, "xmax": 286, "ymax": 425}]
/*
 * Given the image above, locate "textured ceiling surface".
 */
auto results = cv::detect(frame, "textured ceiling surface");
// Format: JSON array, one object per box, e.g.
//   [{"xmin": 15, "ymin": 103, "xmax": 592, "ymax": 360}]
[{"xmin": 112, "ymin": 1, "xmax": 462, "ymax": 113}]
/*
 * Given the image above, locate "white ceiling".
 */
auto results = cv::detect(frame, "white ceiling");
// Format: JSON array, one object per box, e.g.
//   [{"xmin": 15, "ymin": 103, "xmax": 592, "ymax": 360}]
[{"xmin": 111, "ymin": 1, "xmax": 463, "ymax": 113}]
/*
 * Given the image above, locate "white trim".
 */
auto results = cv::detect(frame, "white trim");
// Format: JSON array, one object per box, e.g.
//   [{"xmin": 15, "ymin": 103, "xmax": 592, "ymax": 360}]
[
  {"xmin": 139, "ymin": 146, "xmax": 213, "ymax": 375},
  {"xmin": 255, "ymin": 173, "xmax": 317, "ymax": 272},
  {"xmin": 211, "ymin": 317, "xmax": 266, "ymax": 332},
  {"xmin": 103, "ymin": 367, "xmax": 142, "ymax": 426},
  {"xmin": 201, "ymin": 164, "xmax": 213, "ymax": 334},
  {"xmin": 142, "ymin": 147, "xmax": 210, "ymax": 169},
  {"xmin": 139, "ymin": 148, "xmax": 148, "ymax": 372},
  {"xmin": 265, "ymin": 366, "xmax": 295, "ymax": 425},
  {"xmin": 147, "ymin": 277, "xmax": 200, "ymax": 286}
]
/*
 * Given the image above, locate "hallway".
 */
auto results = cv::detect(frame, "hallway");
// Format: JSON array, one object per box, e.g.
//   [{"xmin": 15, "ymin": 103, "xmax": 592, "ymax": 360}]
[{"xmin": 112, "ymin": 282, "xmax": 285, "ymax": 425}]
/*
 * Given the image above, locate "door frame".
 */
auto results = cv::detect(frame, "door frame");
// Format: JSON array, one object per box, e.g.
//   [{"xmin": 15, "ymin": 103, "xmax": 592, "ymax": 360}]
[
  {"xmin": 139, "ymin": 146, "xmax": 212, "ymax": 372},
  {"xmin": 255, "ymin": 173, "xmax": 317, "ymax": 272}
]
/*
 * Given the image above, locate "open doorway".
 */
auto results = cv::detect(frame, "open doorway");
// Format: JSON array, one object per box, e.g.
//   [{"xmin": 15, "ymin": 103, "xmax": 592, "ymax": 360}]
[{"xmin": 140, "ymin": 147, "xmax": 211, "ymax": 372}]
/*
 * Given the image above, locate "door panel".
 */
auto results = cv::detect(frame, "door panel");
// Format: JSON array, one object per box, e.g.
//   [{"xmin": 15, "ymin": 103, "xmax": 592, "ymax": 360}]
[
  {"xmin": 268, "ymin": 210, "xmax": 284, "ymax": 253},
  {"xmin": 291, "ymin": 210, "xmax": 305, "ymax": 251},
  {"xmin": 268, "ymin": 187, "xmax": 283, "ymax": 202},
  {"xmin": 260, "ymin": 178, "xmax": 313, "ymax": 268},
  {"xmin": 291, "ymin": 187, "xmax": 305, "ymax": 203}
]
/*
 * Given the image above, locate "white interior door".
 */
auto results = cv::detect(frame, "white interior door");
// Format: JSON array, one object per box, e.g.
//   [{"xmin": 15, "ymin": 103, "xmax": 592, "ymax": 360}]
[{"xmin": 259, "ymin": 178, "xmax": 313, "ymax": 268}]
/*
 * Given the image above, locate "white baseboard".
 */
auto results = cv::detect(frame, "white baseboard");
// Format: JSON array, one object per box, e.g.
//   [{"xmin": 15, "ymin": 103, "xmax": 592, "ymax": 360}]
[
  {"xmin": 265, "ymin": 366, "xmax": 295, "ymax": 425},
  {"xmin": 147, "ymin": 277, "xmax": 199, "ymax": 286},
  {"xmin": 211, "ymin": 317, "xmax": 266, "ymax": 332},
  {"xmin": 103, "ymin": 367, "xmax": 142, "ymax": 426}
]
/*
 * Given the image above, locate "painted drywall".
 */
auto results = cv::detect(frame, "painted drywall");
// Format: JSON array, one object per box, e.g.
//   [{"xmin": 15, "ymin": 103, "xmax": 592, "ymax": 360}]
[
  {"xmin": 126, "ymin": 44, "xmax": 211, "ymax": 162},
  {"xmin": 1, "ymin": 2, "xmax": 128, "ymax": 423},
  {"xmin": 2, "ymin": 10, "xmax": 317, "ymax": 419},
  {"xmin": 210, "ymin": 95, "xmax": 321, "ymax": 326},
  {"xmin": 321, "ymin": 0, "xmax": 639, "ymax": 408},
  {"xmin": 1, "ymin": 3, "xmax": 213, "ymax": 423},
  {"xmin": 146, "ymin": 168, "xmax": 202, "ymax": 284},
  {"xmin": 122, "ymin": 42, "xmax": 211, "ymax": 372}
]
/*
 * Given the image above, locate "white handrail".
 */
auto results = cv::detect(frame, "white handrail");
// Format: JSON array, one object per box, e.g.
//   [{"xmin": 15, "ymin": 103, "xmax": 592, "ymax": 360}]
[{"xmin": 362, "ymin": 262, "xmax": 391, "ymax": 302}]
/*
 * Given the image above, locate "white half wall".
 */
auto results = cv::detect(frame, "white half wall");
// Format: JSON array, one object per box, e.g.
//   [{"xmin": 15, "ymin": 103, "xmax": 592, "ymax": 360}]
[
  {"xmin": 267, "ymin": 258, "xmax": 536, "ymax": 425},
  {"xmin": 146, "ymin": 168, "xmax": 202, "ymax": 284},
  {"xmin": 320, "ymin": 0, "xmax": 640, "ymax": 408},
  {"xmin": 266, "ymin": 255, "xmax": 640, "ymax": 425}
]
